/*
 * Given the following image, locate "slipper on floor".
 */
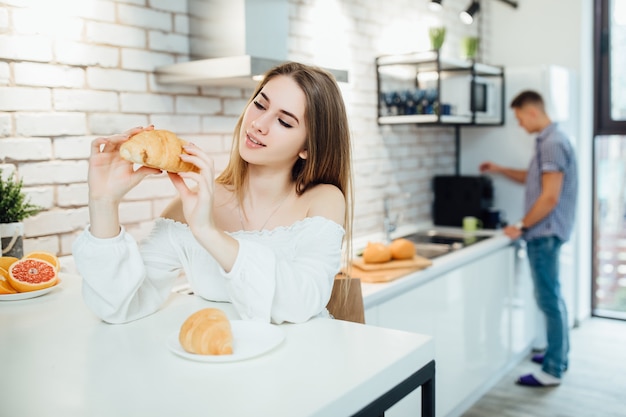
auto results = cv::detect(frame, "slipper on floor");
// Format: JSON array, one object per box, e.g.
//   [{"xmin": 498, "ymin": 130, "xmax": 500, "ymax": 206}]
[
  {"xmin": 516, "ymin": 372, "xmax": 561, "ymax": 387},
  {"xmin": 531, "ymin": 353, "xmax": 544, "ymax": 364},
  {"xmin": 531, "ymin": 353, "xmax": 568, "ymax": 371}
]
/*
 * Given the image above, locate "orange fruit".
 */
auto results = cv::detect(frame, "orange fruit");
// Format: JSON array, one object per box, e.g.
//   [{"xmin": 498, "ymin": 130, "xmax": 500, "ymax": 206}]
[
  {"xmin": 24, "ymin": 251, "xmax": 60, "ymax": 272},
  {"xmin": 0, "ymin": 257, "xmax": 19, "ymax": 271},
  {"xmin": 7, "ymin": 258, "xmax": 58, "ymax": 293},
  {"xmin": 0, "ymin": 267, "xmax": 17, "ymax": 294}
]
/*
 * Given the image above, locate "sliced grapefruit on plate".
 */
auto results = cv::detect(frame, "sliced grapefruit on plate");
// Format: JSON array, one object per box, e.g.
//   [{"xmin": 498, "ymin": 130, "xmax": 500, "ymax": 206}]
[
  {"xmin": 0, "ymin": 267, "xmax": 17, "ymax": 294},
  {"xmin": 0, "ymin": 256, "xmax": 19, "ymax": 271},
  {"xmin": 23, "ymin": 251, "xmax": 60, "ymax": 272},
  {"xmin": 7, "ymin": 258, "xmax": 58, "ymax": 293}
]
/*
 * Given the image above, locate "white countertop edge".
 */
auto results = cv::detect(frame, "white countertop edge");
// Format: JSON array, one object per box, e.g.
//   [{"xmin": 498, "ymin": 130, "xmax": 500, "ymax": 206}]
[
  {"xmin": 312, "ymin": 330, "xmax": 435, "ymax": 417},
  {"xmin": 360, "ymin": 232, "xmax": 513, "ymax": 309}
]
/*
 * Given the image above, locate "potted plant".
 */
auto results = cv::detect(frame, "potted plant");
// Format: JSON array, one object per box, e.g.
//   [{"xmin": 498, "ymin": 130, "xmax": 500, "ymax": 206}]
[{"xmin": 0, "ymin": 169, "xmax": 42, "ymax": 258}]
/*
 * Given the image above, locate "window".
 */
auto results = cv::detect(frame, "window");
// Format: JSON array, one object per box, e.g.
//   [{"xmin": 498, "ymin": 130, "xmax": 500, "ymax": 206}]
[
  {"xmin": 593, "ymin": 0, "xmax": 626, "ymax": 319},
  {"xmin": 595, "ymin": 0, "xmax": 626, "ymax": 134}
]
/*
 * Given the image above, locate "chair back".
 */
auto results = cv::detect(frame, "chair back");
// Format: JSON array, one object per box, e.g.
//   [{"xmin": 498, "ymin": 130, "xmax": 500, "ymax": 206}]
[{"xmin": 326, "ymin": 277, "xmax": 365, "ymax": 324}]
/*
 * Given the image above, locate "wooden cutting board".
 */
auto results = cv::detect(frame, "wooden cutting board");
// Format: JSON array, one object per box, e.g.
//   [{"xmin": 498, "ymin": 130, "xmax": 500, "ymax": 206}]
[
  {"xmin": 352, "ymin": 255, "xmax": 432, "ymax": 271},
  {"xmin": 349, "ymin": 256, "xmax": 432, "ymax": 283}
]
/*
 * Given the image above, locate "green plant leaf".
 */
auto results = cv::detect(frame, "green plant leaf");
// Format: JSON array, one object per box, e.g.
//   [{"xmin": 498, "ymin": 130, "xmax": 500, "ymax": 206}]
[{"xmin": 0, "ymin": 169, "xmax": 43, "ymax": 223}]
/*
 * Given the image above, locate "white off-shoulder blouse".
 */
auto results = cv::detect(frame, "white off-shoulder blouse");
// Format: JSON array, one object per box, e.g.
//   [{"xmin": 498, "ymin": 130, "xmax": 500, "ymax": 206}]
[{"xmin": 72, "ymin": 216, "xmax": 345, "ymax": 324}]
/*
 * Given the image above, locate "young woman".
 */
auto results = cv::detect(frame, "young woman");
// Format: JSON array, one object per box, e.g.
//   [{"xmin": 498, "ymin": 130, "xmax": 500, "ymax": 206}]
[{"xmin": 73, "ymin": 62, "xmax": 353, "ymax": 324}]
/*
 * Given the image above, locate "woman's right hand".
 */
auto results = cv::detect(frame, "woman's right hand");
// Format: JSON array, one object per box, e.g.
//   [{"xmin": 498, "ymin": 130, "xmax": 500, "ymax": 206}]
[{"xmin": 88, "ymin": 126, "xmax": 161, "ymax": 203}]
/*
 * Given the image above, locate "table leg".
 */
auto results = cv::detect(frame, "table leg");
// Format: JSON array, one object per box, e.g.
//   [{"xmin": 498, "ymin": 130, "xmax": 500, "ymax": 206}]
[{"xmin": 352, "ymin": 360, "xmax": 436, "ymax": 417}]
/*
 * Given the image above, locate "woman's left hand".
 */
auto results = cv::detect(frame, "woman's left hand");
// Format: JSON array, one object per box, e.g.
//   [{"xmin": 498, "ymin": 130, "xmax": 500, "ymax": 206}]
[{"xmin": 168, "ymin": 143, "xmax": 217, "ymax": 234}]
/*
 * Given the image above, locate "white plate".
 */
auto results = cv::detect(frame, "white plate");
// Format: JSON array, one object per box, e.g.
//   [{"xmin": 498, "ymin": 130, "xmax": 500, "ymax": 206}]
[
  {"xmin": 0, "ymin": 283, "xmax": 59, "ymax": 301},
  {"xmin": 167, "ymin": 320, "xmax": 285, "ymax": 362}
]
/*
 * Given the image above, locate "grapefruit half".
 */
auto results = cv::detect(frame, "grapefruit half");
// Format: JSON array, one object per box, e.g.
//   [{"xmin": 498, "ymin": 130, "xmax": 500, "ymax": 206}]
[
  {"xmin": 8, "ymin": 258, "xmax": 58, "ymax": 293},
  {"xmin": 24, "ymin": 251, "xmax": 60, "ymax": 272}
]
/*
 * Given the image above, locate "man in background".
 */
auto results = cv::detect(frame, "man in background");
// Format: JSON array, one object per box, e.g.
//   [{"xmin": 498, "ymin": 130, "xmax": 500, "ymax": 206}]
[{"xmin": 480, "ymin": 90, "xmax": 578, "ymax": 387}]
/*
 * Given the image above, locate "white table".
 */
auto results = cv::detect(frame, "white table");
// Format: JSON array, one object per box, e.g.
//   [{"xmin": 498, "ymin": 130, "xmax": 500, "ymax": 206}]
[{"xmin": 0, "ymin": 271, "xmax": 435, "ymax": 417}]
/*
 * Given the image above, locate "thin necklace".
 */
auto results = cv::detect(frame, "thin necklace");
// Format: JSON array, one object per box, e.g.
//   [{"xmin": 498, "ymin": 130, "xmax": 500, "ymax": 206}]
[{"xmin": 238, "ymin": 191, "xmax": 290, "ymax": 231}]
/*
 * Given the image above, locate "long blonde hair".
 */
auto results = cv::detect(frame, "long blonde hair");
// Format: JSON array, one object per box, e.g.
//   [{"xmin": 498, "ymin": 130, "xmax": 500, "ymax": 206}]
[{"xmin": 216, "ymin": 62, "xmax": 354, "ymax": 274}]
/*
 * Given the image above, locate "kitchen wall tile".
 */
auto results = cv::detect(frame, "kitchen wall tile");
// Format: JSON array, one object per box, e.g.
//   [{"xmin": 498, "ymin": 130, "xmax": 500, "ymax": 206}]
[
  {"xmin": 148, "ymin": 114, "xmax": 201, "ymax": 133},
  {"xmin": 0, "ymin": 7, "xmax": 8, "ymax": 32},
  {"xmin": 15, "ymin": 112, "xmax": 86, "ymax": 136},
  {"xmin": 23, "ymin": 186, "xmax": 54, "ymax": 209},
  {"xmin": 200, "ymin": 86, "xmax": 248, "ymax": 98},
  {"xmin": 202, "ymin": 115, "xmax": 239, "ymax": 134},
  {"xmin": 53, "ymin": 136, "xmax": 94, "ymax": 160},
  {"xmin": 12, "ymin": 9, "xmax": 83, "ymax": 40},
  {"xmin": 149, "ymin": 0, "xmax": 187, "ymax": 14},
  {"xmin": 123, "ymin": 175, "xmax": 176, "ymax": 201},
  {"xmin": 89, "ymin": 113, "xmax": 149, "ymax": 135},
  {"xmin": 223, "ymin": 98, "xmax": 248, "ymax": 116},
  {"xmin": 54, "ymin": 41, "xmax": 119, "ymax": 68},
  {"xmin": 86, "ymin": 21, "xmax": 146, "ymax": 48},
  {"xmin": 0, "ymin": 137, "xmax": 52, "ymax": 161},
  {"xmin": 14, "ymin": 63, "xmax": 84, "ymax": 88},
  {"xmin": 18, "ymin": 160, "xmax": 89, "ymax": 185},
  {"xmin": 0, "ymin": 113, "xmax": 11, "ymax": 136},
  {"xmin": 148, "ymin": 30, "xmax": 188, "ymax": 54},
  {"xmin": 24, "ymin": 207, "xmax": 89, "ymax": 238},
  {"xmin": 0, "ymin": 87, "xmax": 51, "ymax": 111},
  {"xmin": 174, "ymin": 14, "xmax": 190, "ymax": 35},
  {"xmin": 148, "ymin": 74, "xmax": 199, "ymax": 94},
  {"xmin": 175, "ymin": 96, "xmax": 221, "ymax": 115},
  {"xmin": 118, "ymin": 3, "xmax": 173, "ymax": 31},
  {"xmin": 120, "ymin": 92, "xmax": 174, "ymax": 113},
  {"xmin": 87, "ymin": 68, "xmax": 147, "ymax": 92},
  {"xmin": 57, "ymin": 183, "xmax": 90, "ymax": 207},
  {"xmin": 24, "ymin": 235, "xmax": 60, "ymax": 257},
  {"xmin": 0, "ymin": 34, "xmax": 52, "ymax": 62},
  {"xmin": 115, "ymin": 0, "xmax": 147, "ymax": 6},
  {"xmin": 53, "ymin": 89, "xmax": 119, "ymax": 112},
  {"xmin": 0, "ymin": 62, "xmax": 8, "ymax": 85},
  {"xmin": 121, "ymin": 48, "xmax": 176, "ymax": 72},
  {"xmin": 119, "ymin": 200, "xmax": 153, "ymax": 224}
]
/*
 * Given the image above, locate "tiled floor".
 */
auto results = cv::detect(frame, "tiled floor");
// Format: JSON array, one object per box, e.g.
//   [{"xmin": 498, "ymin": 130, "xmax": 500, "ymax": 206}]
[{"xmin": 461, "ymin": 317, "xmax": 626, "ymax": 417}]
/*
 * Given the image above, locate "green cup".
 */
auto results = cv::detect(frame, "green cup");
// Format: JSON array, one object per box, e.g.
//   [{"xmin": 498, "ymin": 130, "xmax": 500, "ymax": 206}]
[
  {"xmin": 461, "ymin": 36, "xmax": 479, "ymax": 59},
  {"xmin": 463, "ymin": 216, "xmax": 483, "ymax": 232},
  {"xmin": 429, "ymin": 27, "xmax": 446, "ymax": 50}
]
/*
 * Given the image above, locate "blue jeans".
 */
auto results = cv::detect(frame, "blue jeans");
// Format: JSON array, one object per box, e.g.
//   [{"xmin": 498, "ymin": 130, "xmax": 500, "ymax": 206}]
[{"xmin": 526, "ymin": 236, "xmax": 569, "ymax": 378}]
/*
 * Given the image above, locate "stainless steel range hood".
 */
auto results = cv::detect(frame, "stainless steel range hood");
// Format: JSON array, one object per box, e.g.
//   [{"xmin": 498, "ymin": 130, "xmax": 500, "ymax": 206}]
[{"xmin": 155, "ymin": 0, "xmax": 348, "ymax": 88}]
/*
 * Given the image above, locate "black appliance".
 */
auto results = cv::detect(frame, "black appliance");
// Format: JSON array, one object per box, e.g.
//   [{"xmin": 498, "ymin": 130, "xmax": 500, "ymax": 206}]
[{"xmin": 432, "ymin": 175, "xmax": 495, "ymax": 228}]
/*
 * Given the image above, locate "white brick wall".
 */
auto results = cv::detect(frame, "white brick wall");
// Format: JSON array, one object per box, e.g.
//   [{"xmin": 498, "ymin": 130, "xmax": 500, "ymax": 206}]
[
  {"xmin": 0, "ymin": 87, "xmax": 51, "ymax": 111},
  {"xmin": 0, "ymin": 0, "xmax": 485, "ymax": 256},
  {"xmin": 14, "ymin": 62, "xmax": 85, "ymax": 88},
  {"xmin": 0, "ymin": 113, "xmax": 11, "ymax": 135},
  {"xmin": 0, "ymin": 62, "xmax": 9, "ymax": 85}
]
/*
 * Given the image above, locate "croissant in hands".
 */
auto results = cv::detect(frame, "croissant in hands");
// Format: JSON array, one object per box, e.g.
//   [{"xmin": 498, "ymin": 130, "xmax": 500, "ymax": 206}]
[{"xmin": 119, "ymin": 129, "xmax": 198, "ymax": 173}]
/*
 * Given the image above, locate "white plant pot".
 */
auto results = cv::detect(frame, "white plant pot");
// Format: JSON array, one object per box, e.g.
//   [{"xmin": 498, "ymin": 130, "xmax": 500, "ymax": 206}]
[{"xmin": 1, "ymin": 222, "xmax": 24, "ymax": 259}]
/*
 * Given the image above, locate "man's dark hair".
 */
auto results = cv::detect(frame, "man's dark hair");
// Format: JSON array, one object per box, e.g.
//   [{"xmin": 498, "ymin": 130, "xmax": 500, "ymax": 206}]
[{"xmin": 510, "ymin": 90, "xmax": 545, "ymax": 110}]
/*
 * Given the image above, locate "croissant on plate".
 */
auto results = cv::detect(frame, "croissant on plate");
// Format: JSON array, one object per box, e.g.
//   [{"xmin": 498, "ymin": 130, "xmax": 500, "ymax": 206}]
[
  {"xmin": 178, "ymin": 308, "xmax": 234, "ymax": 355},
  {"xmin": 119, "ymin": 129, "xmax": 198, "ymax": 173}
]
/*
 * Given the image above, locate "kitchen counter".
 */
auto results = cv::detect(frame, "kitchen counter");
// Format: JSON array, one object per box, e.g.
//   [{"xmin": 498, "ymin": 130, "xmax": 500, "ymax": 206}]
[
  {"xmin": 359, "ymin": 227, "xmax": 536, "ymax": 417},
  {"xmin": 0, "ymin": 269, "xmax": 435, "ymax": 417},
  {"xmin": 360, "ymin": 227, "xmax": 511, "ymax": 309}
]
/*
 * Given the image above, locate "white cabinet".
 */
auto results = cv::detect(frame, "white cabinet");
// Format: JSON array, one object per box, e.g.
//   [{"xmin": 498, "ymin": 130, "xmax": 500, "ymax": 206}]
[{"xmin": 365, "ymin": 245, "xmax": 537, "ymax": 417}]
